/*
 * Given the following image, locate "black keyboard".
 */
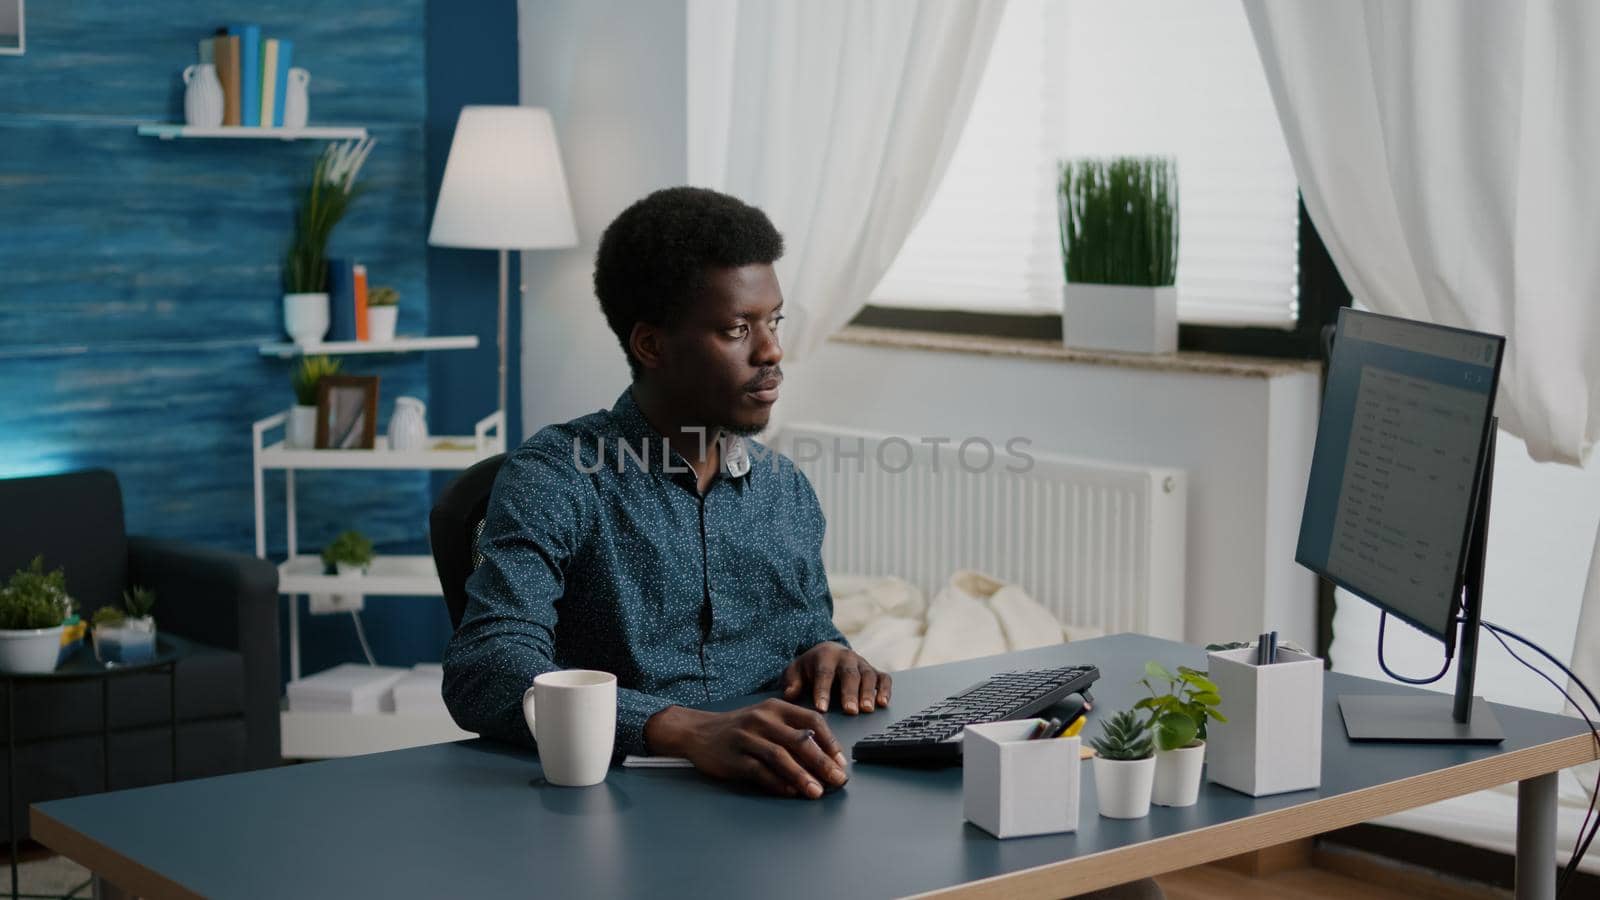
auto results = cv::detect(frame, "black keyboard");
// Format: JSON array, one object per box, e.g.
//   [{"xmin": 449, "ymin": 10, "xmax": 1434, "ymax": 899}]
[{"xmin": 851, "ymin": 664, "xmax": 1100, "ymax": 766}]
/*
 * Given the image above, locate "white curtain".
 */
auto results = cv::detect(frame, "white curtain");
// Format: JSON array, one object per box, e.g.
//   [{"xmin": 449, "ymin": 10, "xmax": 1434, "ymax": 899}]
[{"xmin": 687, "ymin": 0, "xmax": 1005, "ymax": 363}]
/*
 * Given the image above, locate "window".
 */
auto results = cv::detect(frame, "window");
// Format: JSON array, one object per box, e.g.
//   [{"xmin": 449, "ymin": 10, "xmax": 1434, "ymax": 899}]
[{"xmin": 869, "ymin": 0, "xmax": 1308, "ymax": 334}]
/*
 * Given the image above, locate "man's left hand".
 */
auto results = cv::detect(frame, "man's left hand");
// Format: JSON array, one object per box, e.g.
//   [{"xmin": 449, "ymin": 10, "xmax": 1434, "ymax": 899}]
[{"xmin": 781, "ymin": 642, "xmax": 891, "ymax": 715}]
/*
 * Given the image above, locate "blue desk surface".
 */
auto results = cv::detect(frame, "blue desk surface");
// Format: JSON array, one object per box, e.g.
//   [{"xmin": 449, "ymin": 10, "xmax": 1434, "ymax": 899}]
[{"xmin": 31, "ymin": 634, "xmax": 1597, "ymax": 900}]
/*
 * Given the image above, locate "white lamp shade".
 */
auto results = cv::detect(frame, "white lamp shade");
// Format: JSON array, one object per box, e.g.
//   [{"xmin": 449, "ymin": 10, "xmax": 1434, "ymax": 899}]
[{"xmin": 429, "ymin": 106, "xmax": 579, "ymax": 250}]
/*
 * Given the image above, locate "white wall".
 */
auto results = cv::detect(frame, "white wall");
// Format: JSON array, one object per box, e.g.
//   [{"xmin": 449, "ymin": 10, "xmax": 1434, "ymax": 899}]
[
  {"xmin": 780, "ymin": 340, "xmax": 1322, "ymax": 648},
  {"xmin": 517, "ymin": 0, "xmax": 688, "ymax": 431}
]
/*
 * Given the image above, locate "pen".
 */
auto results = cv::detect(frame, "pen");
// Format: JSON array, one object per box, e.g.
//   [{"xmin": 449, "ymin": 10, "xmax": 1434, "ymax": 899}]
[
  {"xmin": 1255, "ymin": 632, "xmax": 1270, "ymax": 665},
  {"xmin": 1268, "ymin": 630, "xmax": 1279, "ymax": 664},
  {"xmin": 1058, "ymin": 717, "xmax": 1086, "ymax": 739},
  {"xmin": 1032, "ymin": 718, "xmax": 1062, "ymax": 740}
]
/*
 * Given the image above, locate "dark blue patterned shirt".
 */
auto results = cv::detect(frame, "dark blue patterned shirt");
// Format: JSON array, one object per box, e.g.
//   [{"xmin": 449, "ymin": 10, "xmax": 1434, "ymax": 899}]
[{"xmin": 442, "ymin": 388, "xmax": 845, "ymax": 757}]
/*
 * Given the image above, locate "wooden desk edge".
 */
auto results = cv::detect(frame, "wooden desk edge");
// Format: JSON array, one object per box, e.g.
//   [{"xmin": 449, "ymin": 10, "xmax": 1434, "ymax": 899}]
[
  {"xmin": 908, "ymin": 730, "xmax": 1599, "ymax": 900},
  {"xmin": 30, "ymin": 806, "xmax": 204, "ymax": 900}
]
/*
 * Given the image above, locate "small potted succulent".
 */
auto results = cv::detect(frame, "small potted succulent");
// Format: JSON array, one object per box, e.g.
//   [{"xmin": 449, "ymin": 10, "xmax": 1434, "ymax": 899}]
[
  {"xmin": 288, "ymin": 355, "xmax": 341, "ymax": 449},
  {"xmin": 1089, "ymin": 708, "xmax": 1156, "ymax": 819},
  {"xmin": 366, "ymin": 286, "xmax": 399, "ymax": 343},
  {"xmin": 0, "ymin": 556, "xmax": 75, "ymax": 674},
  {"xmin": 1137, "ymin": 661, "xmax": 1225, "ymax": 807},
  {"xmin": 322, "ymin": 530, "xmax": 375, "ymax": 576},
  {"xmin": 93, "ymin": 586, "xmax": 158, "ymax": 666}
]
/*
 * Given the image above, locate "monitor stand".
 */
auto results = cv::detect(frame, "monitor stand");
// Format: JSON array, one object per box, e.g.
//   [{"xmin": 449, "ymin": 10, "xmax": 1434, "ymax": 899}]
[{"xmin": 1338, "ymin": 421, "xmax": 1505, "ymax": 745}]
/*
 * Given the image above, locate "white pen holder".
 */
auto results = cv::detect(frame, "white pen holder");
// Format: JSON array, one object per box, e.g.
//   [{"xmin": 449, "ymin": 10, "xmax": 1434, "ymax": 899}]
[
  {"xmin": 1205, "ymin": 647, "xmax": 1324, "ymax": 797},
  {"xmin": 962, "ymin": 719, "xmax": 1080, "ymax": 838}
]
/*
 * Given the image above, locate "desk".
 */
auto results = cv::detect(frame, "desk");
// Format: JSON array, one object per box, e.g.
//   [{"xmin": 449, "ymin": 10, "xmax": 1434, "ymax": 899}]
[{"xmin": 27, "ymin": 635, "xmax": 1598, "ymax": 900}]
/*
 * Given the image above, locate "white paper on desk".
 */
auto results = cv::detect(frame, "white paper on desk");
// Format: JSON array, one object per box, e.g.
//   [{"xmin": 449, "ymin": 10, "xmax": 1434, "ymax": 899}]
[{"xmin": 622, "ymin": 754, "xmax": 693, "ymax": 768}]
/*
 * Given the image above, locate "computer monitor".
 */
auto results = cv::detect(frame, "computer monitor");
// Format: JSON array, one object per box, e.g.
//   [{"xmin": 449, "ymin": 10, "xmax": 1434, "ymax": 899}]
[{"xmin": 1297, "ymin": 308, "xmax": 1507, "ymax": 743}]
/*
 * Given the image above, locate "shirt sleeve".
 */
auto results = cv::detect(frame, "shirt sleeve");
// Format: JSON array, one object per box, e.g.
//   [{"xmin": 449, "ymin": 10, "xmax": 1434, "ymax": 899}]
[
  {"xmin": 441, "ymin": 441, "xmax": 676, "ymax": 758},
  {"xmin": 792, "ymin": 465, "xmax": 850, "ymax": 655}
]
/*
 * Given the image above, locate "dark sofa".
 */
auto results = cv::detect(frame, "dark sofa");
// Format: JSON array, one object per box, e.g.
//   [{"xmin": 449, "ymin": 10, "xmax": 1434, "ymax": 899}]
[{"xmin": 0, "ymin": 469, "xmax": 280, "ymax": 842}]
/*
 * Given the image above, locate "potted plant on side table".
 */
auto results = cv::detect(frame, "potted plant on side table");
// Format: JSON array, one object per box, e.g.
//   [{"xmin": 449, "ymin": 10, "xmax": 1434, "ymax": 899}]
[
  {"xmin": 282, "ymin": 138, "xmax": 374, "ymax": 346},
  {"xmin": 322, "ymin": 530, "xmax": 375, "ymax": 577},
  {"xmin": 1057, "ymin": 155, "xmax": 1179, "ymax": 353},
  {"xmin": 93, "ymin": 586, "xmax": 158, "ymax": 666},
  {"xmin": 1089, "ymin": 708, "xmax": 1156, "ymax": 819},
  {"xmin": 0, "ymin": 556, "xmax": 75, "ymax": 674},
  {"xmin": 288, "ymin": 355, "xmax": 341, "ymax": 449},
  {"xmin": 1137, "ymin": 660, "xmax": 1225, "ymax": 807}
]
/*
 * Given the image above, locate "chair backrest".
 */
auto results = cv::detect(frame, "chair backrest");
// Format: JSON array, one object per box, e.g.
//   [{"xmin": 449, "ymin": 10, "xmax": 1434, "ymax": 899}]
[
  {"xmin": 0, "ymin": 468, "xmax": 129, "ymax": 616},
  {"xmin": 429, "ymin": 453, "xmax": 508, "ymax": 631}
]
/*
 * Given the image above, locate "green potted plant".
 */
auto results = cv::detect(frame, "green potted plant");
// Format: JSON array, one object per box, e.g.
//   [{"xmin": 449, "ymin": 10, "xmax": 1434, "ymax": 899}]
[
  {"xmin": 322, "ymin": 530, "xmax": 375, "ymax": 576},
  {"xmin": 1137, "ymin": 661, "xmax": 1225, "ymax": 807},
  {"xmin": 93, "ymin": 586, "xmax": 158, "ymax": 666},
  {"xmin": 1057, "ymin": 156, "xmax": 1179, "ymax": 353},
  {"xmin": 0, "ymin": 556, "xmax": 75, "ymax": 674},
  {"xmin": 366, "ymin": 285, "xmax": 399, "ymax": 343},
  {"xmin": 1088, "ymin": 707, "xmax": 1156, "ymax": 819},
  {"xmin": 288, "ymin": 355, "xmax": 341, "ymax": 448},
  {"xmin": 282, "ymin": 138, "xmax": 374, "ymax": 347}
]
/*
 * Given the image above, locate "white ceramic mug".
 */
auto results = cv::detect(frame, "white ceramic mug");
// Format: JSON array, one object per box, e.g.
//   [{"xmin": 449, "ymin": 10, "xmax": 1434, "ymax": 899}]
[{"xmin": 523, "ymin": 670, "xmax": 617, "ymax": 787}]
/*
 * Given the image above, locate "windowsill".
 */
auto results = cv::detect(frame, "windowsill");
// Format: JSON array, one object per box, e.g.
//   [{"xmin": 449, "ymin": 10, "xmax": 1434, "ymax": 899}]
[{"xmin": 831, "ymin": 325, "xmax": 1322, "ymax": 379}]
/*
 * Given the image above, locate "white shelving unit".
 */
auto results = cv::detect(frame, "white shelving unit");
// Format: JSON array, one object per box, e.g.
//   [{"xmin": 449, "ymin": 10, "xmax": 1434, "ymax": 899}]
[
  {"xmin": 252, "ymin": 400, "xmax": 504, "ymax": 759},
  {"xmin": 258, "ymin": 335, "xmax": 478, "ymax": 358},
  {"xmin": 137, "ymin": 124, "xmax": 369, "ymax": 141}
]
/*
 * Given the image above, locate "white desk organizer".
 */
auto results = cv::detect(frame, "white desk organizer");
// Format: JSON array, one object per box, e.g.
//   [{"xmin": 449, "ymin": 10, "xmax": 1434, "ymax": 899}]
[
  {"xmin": 962, "ymin": 720, "xmax": 1081, "ymax": 838},
  {"xmin": 1205, "ymin": 647, "xmax": 1324, "ymax": 797}
]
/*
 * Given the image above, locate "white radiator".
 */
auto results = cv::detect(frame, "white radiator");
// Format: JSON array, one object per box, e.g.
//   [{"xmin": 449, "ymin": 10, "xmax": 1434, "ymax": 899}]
[{"xmin": 781, "ymin": 424, "xmax": 1187, "ymax": 640}]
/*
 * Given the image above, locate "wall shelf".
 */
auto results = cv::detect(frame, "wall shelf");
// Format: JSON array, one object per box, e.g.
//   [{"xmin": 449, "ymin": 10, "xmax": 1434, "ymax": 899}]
[
  {"xmin": 136, "ymin": 124, "xmax": 369, "ymax": 141},
  {"xmin": 277, "ymin": 554, "xmax": 444, "ymax": 597},
  {"xmin": 258, "ymin": 335, "xmax": 479, "ymax": 358}
]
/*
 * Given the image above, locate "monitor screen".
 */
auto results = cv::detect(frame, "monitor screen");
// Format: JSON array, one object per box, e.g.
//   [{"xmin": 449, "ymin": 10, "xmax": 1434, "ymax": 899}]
[{"xmin": 1296, "ymin": 309, "xmax": 1504, "ymax": 641}]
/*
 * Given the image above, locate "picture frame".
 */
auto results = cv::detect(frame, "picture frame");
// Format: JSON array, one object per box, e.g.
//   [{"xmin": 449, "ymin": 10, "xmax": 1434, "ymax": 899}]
[
  {"xmin": 315, "ymin": 375, "xmax": 380, "ymax": 450},
  {"xmin": 0, "ymin": 0, "xmax": 24, "ymax": 56}
]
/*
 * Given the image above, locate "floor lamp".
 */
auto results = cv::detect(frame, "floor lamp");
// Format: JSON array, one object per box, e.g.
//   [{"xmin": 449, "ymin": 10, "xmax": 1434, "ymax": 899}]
[{"xmin": 428, "ymin": 106, "xmax": 578, "ymax": 431}]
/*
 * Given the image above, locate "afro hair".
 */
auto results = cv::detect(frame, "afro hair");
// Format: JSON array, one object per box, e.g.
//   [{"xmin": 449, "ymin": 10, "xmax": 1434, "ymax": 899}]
[{"xmin": 593, "ymin": 187, "xmax": 784, "ymax": 377}]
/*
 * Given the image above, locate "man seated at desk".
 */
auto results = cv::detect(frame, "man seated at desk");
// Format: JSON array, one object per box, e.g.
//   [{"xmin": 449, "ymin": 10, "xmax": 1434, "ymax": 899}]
[{"xmin": 442, "ymin": 186, "xmax": 888, "ymax": 800}]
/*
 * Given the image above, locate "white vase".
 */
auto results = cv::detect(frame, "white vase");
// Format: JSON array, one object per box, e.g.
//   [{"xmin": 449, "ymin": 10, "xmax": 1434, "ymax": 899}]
[
  {"xmin": 367, "ymin": 306, "xmax": 398, "ymax": 343},
  {"xmin": 387, "ymin": 396, "xmax": 428, "ymax": 452},
  {"xmin": 183, "ymin": 63, "xmax": 225, "ymax": 128},
  {"xmin": 335, "ymin": 561, "xmax": 367, "ymax": 577},
  {"xmin": 286, "ymin": 404, "xmax": 318, "ymax": 449},
  {"xmin": 283, "ymin": 292, "xmax": 330, "ymax": 346},
  {"xmin": 1151, "ymin": 740, "xmax": 1206, "ymax": 807},
  {"xmin": 1092, "ymin": 755, "xmax": 1156, "ymax": 819},
  {"xmin": 1061, "ymin": 283, "xmax": 1178, "ymax": 354},
  {"xmin": 282, "ymin": 68, "xmax": 310, "ymax": 129},
  {"xmin": 0, "ymin": 625, "xmax": 66, "ymax": 674}
]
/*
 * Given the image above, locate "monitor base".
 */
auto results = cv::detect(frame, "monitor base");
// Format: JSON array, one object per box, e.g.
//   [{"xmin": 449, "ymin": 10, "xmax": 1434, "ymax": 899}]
[{"xmin": 1339, "ymin": 694, "xmax": 1505, "ymax": 743}]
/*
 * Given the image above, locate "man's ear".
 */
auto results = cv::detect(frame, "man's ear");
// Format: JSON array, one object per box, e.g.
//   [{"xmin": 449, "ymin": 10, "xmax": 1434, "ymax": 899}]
[{"xmin": 629, "ymin": 321, "xmax": 667, "ymax": 372}]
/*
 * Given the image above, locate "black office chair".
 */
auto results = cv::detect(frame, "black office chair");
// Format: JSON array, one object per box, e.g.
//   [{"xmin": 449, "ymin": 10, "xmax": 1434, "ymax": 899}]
[{"xmin": 429, "ymin": 453, "xmax": 507, "ymax": 631}]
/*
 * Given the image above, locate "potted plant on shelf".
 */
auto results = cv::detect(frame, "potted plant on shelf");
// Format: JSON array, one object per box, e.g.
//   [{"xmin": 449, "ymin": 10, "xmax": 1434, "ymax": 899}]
[
  {"xmin": 367, "ymin": 286, "xmax": 399, "ymax": 343},
  {"xmin": 93, "ymin": 586, "xmax": 158, "ymax": 666},
  {"xmin": 0, "ymin": 556, "xmax": 75, "ymax": 674},
  {"xmin": 282, "ymin": 137, "xmax": 375, "ymax": 346},
  {"xmin": 1137, "ymin": 660, "xmax": 1225, "ymax": 807},
  {"xmin": 322, "ymin": 530, "xmax": 375, "ymax": 576},
  {"xmin": 1089, "ymin": 708, "xmax": 1156, "ymax": 819},
  {"xmin": 1057, "ymin": 156, "xmax": 1179, "ymax": 354},
  {"xmin": 288, "ymin": 354, "xmax": 341, "ymax": 449}
]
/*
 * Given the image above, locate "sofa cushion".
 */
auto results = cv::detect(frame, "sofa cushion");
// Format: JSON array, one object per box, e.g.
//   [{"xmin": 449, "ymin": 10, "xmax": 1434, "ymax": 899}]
[{"xmin": 0, "ymin": 468, "xmax": 129, "ymax": 615}]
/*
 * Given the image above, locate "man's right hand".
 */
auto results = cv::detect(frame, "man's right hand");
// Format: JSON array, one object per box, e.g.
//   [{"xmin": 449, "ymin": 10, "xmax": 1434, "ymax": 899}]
[{"xmin": 642, "ymin": 700, "xmax": 849, "ymax": 799}]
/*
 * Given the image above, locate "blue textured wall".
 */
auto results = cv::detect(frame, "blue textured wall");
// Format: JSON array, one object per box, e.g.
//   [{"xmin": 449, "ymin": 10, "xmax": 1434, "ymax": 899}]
[{"xmin": 0, "ymin": 1, "xmax": 468, "ymax": 677}]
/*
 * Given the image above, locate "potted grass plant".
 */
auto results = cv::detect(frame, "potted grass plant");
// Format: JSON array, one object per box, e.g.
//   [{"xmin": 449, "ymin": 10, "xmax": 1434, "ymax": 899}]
[
  {"xmin": 1137, "ymin": 660, "xmax": 1225, "ymax": 807},
  {"xmin": 93, "ymin": 586, "xmax": 158, "ymax": 666},
  {"xmin": 366, "ymin": 286, "xmax": 399, "ymax": 343},
  {"xmin": 1089, "ymin": 708, "xmax": 1156, "ymax": 819},
  {"xmin": 283, "ymin": 138, "xmax": 375, "ymax": 346},
  {"xmin": 1057, "ymin": 156, "xmax": 1179, "ymax": 353},
  {"xmin": 288, "ymin": 355, "xmax": 341, "ymax": 449},
  {"xmin": 322, "ymin": 530, "xmax": 375, "ymax": 576},
  {"xmin": 0, "ymin": 556, "xmax": 75, "ymax": 674}
]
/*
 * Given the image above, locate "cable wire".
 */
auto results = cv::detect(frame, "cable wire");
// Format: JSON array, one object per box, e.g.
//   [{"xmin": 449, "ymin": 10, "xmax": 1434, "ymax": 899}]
[
  {"xmin": 350, "ymin": 611, "xmax": 377, "ymax": 667},
  {"xmin": 1376, "ymin": 610, "xmax": 1454, "ymax": 684}
]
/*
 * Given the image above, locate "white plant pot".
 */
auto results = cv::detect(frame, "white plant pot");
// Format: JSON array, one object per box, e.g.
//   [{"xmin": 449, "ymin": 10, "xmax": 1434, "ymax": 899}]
[
  {"xmin": 283, "ymin": 292, "xmax": 330, "ymax": 346},
  {"xmin": 367, "ymin": 306, "xmax": 398, "ymax": 343},
  {"xmin": 0, "ymin": 625, "xmax": 66, "ymax": 674},
  {"xmin": 94, "ymin": 618, "xmax": 157, "ymax": 666},
  {"xmin": 286, "ymin": 405, "xmax": 318, "ymax": 449},
  {"xmin": 1092, "ymin": 754, "xmax": 1156, "ymax": 819},
  {"xmin": 1061, "ymin": 283, "xmax": 1177, "ymax": 354},
  {"xmin": 335, "ymin": 561, "xmax": 368, "ymax": 577},
  {"xmin": 1151, "ymin": 740, "xmax": 1206, "ymax": 807}
]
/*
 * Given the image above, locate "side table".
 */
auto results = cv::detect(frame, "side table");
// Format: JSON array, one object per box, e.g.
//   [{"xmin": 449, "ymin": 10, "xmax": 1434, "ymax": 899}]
[{"xmin": 3, "ymin": 635, "xmax": 194, "ymax": 900}]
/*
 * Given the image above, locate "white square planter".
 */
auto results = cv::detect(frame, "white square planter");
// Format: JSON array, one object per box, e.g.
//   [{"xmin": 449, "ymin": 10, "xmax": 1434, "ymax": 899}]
[
  {"xmin": 1205, "ymin": 647, "xmax": 1324, "ymax": 797},
  {"xmin": 962, "ymin": 720, "xmax": 1080, "ymax": 838},
  {"xmin": 1061, "ymin": 283, "xmax": 1177, "ymax": 354}
]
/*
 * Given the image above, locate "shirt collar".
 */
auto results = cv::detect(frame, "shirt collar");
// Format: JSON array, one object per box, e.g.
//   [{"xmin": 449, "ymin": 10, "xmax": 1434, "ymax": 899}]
[{"xmin": 609, "ymin": 388, "xmax": 751, "ymax": 482}]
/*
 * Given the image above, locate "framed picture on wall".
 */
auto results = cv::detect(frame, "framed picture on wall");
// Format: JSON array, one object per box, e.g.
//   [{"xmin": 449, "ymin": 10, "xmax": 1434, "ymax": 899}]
[
  {"xmin": 0, "ymin": 0, "xmax": 24, "ymax": 56},
  {"xmin": 315, "ymin": 375, "xmax": 380, "ymax": 450}
]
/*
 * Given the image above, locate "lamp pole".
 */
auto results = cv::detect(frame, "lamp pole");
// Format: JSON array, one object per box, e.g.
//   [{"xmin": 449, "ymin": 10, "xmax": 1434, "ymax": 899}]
[{"xmin": 497, "ymin": 247, "xmax": 509, "ymax": 426}]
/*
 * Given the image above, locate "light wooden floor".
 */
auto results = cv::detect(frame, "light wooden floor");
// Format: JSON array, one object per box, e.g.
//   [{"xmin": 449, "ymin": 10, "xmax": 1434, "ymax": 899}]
[{"xmin": 1154, "ymin": 845, "xmax": 1511, "ymax": 900}]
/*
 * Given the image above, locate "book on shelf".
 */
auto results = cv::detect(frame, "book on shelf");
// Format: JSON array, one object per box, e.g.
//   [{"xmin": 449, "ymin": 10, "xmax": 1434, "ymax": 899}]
[
  {"xmin": 215, "ymin": 35, "xmax": 241, "ymax": 126},
  {"xmin": 353, "ymin": 264, "xmax": 370, "ymax": 341},
  {"xmin": 326, "ymin": 259, "xmax": 358, "ymax": 342},
  {"xmin": 230, "ymin": 24, "xmax": 261, "ymax": 126},
  {"xmin": 260, "ymin": 38, "xmax": 281, "ymax": 128},
  {"xmin": 271, "ymin": 39, "xmax": 293, "ymax": 127}
]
